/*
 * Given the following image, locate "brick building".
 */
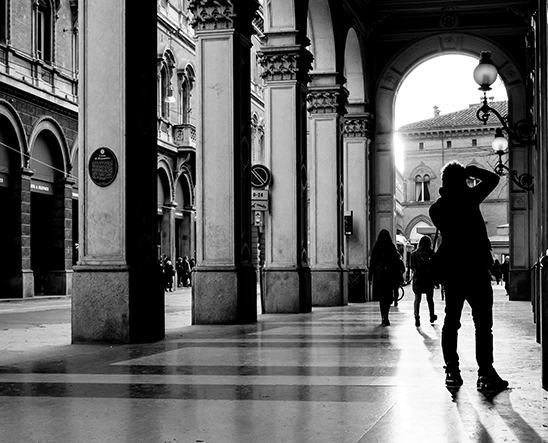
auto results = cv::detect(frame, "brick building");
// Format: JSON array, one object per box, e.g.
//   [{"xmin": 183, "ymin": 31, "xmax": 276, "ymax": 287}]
[{"xmin": 397, "ymin": 101, "xmax": 509, "ymax": 261}]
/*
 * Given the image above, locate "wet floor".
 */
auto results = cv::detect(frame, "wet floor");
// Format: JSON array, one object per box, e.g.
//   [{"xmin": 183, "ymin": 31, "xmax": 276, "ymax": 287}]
[{"xmin": 0, "ymin": 285, "xmax": 546, "ymax": 442}]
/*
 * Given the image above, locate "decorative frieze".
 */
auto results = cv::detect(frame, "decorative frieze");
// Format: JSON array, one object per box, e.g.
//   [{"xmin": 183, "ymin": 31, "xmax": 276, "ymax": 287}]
[
  {"xmin": 306, "ymin": 88, "xmax": 348, "ymax": 115},
  {"xmin": 189, "ymin": 0, "xmax": 260, "ymax": 35},
  {"xmin": 344, "ymin": 113, "xmax": 374, "ymax": 138},
  {"xmin": 258, "ymin": 47, "xmax": 313, "ymax": 83}
]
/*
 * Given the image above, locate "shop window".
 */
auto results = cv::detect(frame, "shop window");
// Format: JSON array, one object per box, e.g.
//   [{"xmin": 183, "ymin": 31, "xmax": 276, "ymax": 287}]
[
  {"xmin": 34, "ymin": 0, "xmax": 53, "ymax": 63},
  {"xmin": 419, "ymin": 142, "xmax": 424, "ymax": 150},
  {"xmin": 415, "ymin": 174, "xmax": 431, "ymax": 202}
]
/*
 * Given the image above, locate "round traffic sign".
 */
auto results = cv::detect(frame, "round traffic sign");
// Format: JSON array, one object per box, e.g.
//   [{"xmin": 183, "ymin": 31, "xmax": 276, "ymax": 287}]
[{"xmin": 251, "ymin": 164, "xmax": 271, "ymax": 189}]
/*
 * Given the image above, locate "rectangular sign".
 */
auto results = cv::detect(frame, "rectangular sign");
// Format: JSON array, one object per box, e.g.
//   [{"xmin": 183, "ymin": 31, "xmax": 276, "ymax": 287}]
[
  {"xmin": 30, "ymin": 181, "xmax": 53, "ymax": 195},
  {"xmin": 251, "ymin": 200, "xmax": 269, "ymax": 211},
  {"xmin": 251, "ymin": 189, "xmax": 268, "ymax": 200}
]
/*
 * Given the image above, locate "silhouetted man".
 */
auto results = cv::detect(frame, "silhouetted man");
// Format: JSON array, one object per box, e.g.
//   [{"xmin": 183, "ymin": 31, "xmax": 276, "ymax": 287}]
[{"xmin": 429, "ymin": 161, "xmax": 508, "ymax": 391}]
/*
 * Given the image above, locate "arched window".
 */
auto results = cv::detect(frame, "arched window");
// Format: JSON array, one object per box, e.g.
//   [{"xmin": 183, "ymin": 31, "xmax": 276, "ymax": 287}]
[
  {"xmin": 160, "ymin": 66, "xmax": 169, "ymax": 118},
  {"xmin": 415, "ymin": 174, "xmax": 431, "ymax": 202},
  {"xmin": 34, "ymin": 0, "xmax": 53, "ymax": 63},
  {"xmin": 178, "ymin": 66, "xmax": 194, "ymax": 125}
]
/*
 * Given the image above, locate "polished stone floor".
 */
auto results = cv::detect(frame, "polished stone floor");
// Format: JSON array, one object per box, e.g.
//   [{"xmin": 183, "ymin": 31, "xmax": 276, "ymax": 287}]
[{"xmin": 0, "ymin": 285, "xmax": 546, "ymax": 443}]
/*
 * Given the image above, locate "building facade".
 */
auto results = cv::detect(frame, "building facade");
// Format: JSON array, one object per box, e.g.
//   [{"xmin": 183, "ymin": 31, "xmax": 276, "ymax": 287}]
[
  {"xmin": 0, "ymin": 0, "xmax": 78, "ymax": 298},
  {"xmin": 397, "ymin": 102, "xmax": 510, "ymax": 261}
]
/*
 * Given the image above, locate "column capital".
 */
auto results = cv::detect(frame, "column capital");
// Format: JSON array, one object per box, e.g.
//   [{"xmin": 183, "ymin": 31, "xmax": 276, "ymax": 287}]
[
  {"xmin": 258, "ymin": 44, "xmax": 313, "ymax": 84},
  {"xmin": 343, "ymin": 113, "xmax": 375, "ymax": 138},
  {"xmin": 306, "ymin": 85, "xmax": 348, "ymax": 116},
  {"xmin": 189, "ymin": 0, "xmax": 260, "ymax": 36}
]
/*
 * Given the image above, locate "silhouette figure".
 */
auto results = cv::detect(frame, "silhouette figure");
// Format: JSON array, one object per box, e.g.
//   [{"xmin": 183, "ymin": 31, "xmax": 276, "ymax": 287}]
[
  {"xmin": 501, "ymin": 256, "xmax": 510, "ymax": 295},
  {"xmin": 491, "ymin": 259, "xmax": 502, "ymax": 285},
  {"xmin": 429, "ymin": 161, "xmax": 508, "ymax": 391},
  {"xmin": 410, "ymin": 235, "xmax": 437, "ymax": 327},
  {"xmin": 369, "ymin": 229, "xmax": 405, "ymax": 326}
]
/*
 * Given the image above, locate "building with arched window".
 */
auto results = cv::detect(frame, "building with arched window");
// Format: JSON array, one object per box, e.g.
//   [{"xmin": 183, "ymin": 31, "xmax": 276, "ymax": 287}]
[{"xmin": 397, "ymin": 102, "xmax": 509, "ymax": 257}]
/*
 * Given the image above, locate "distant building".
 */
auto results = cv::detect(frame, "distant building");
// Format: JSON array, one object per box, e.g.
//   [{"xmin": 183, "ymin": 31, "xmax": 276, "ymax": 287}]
[{"xmin": 396, "ymin": 101, "xmax": 509, "ymax": 261}]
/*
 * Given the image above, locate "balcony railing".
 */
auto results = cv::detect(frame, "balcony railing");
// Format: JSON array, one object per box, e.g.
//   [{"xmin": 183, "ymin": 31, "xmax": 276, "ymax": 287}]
[{"xmin": 173, "ymin": 124, "xmax": 196, "ymax": 150}]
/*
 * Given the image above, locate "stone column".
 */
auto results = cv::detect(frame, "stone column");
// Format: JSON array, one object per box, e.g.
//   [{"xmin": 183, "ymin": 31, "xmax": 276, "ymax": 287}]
[
  {"xmin": 189, "ymin": 0, "xmax": 259, "ymax": 324},
  {"xmin": 306, "ymin": 81, "xmax": 348, "ymax": 306},
  {"xmin": 343, "ymin": 110, "xmax": 374, "ymax": 302},
  {"xmin": 11, "ymin": 167, "xmax": 34, "ymax": 298},
  {"xmin": 258, "ymin": 34, "xmax": 313, "ymax": 313},
  {"xmin": 72, "ymin": 1, "xmax": 162, "ymax": 343}
]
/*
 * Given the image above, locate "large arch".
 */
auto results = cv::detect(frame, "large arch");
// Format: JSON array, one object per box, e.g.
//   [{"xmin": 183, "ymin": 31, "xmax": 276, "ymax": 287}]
[
  {"xmin": 374, "ymin": 32, "xmax": 530, "ymax": 299},
  {"xmin": 307, "ymin": 0, "xmax": 336, "ymax": 72},
  {"xmin": 343, "ymin": 27, "xmax": 365, "ymax": 104}
]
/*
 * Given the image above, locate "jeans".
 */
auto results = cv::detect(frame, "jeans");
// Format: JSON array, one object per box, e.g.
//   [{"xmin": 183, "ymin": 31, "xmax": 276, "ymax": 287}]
[
  {"xmin": 442, "ymin": 270, "xmax": 494, "ymax": 372},
  {"xmin": 413, "ymin": 288, "xmax": 435, "ymax": 318}
]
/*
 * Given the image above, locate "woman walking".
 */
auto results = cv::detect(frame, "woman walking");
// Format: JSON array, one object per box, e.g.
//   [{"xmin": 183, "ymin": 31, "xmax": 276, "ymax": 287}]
[
  {"xmin": 369, "ymin": 229, "xmax": 405, "ymax": 326},
  {"xmin": 410, "ymin": 235, "xmax": 437, "ymax": 327}
]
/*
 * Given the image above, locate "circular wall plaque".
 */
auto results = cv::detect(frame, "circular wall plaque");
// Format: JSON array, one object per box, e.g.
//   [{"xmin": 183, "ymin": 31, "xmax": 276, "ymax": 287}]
[{"xmin": 89, "ymin": 147, "xmax": 118, "ymax": 187}]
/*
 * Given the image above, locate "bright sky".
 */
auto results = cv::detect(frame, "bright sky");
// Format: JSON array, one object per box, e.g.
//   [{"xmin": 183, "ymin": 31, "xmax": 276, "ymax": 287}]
[{"xmin": 394, "ymin": 54, "xmax": 508, "ymax": 172}]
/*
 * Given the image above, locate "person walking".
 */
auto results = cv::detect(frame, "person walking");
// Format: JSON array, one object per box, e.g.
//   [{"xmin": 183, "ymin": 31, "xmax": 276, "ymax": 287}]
[
  {"xmin": 429, "ymin": 161, "xmax": 508, "ymax": 391},
  {"xmin": 501, "ymin": 256, "xmax": 510, "ymax": 295},
  {"xmin": 369, "ymin": 229, "xmax": 405, "ymax": 326},
  {"xmin": 164, "ymin": 259, "xmax": 175, "ymax": 292},
  {"xmin": 491, "ymin": 259, "xmax": 502, "ymax": 285},
  {"xmin": 409, "ymin": 235, "xmax": 437, "ymax": 327},
  {"xmin": 182, "ymin": 256, "xmax": 191, "ymax": 287}
]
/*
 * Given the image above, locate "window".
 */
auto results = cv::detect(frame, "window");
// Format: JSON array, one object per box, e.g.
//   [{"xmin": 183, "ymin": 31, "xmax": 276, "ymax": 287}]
[
  {"xmin": 415, "ymin": 174, "xmax": 431, "ymax": 202},
  {"xmin": 178, "ymin": 66, "xmax": 194, "ymax": 125},
  {"xmin": 0, "ymin": 0, "xmax": 7, "ymax": 45},
  {"xmin": 34, "ymin": 0, "xmax": 52, "ymax": 63},
  {"xmin": 160, "ymin": 66, "xmax": 169, "ymax": 118},
  {"xmin": 472, "ymin": 139, "xmax": 477, "ymax": 147},
  {"xmin": 446, "ymin": 140, "xmax": 452, "ymax": 148},
  {"xmin": 419, "ymin": 142, "xmax": 424, "ymax": 150}
]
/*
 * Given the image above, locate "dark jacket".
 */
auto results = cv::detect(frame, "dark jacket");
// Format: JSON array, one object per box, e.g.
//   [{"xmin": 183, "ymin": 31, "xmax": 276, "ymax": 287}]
[
  {"xmin": 370, "ymin": 246, "xmax": 405, "ymax": 300},
  {"xmin": 429, "ymin": 166, "xmax": 498, "ymax": 275},
  {"xmin": 410, "ymin": 247, "xmax": 434, "ymax": 293}
]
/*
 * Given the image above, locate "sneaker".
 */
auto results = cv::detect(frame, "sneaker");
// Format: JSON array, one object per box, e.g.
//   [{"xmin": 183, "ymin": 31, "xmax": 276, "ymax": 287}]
[
  {"xmin": 430, "ymin": 314, "xmax": 438, "ymax": 323},
  {"xmin": 477, "ymin": 368, "xmax": 509, "ymax": 391},
  {"xmin": 445, "ymin": 370, "xmax": 463, "ymax": 388},
  {"xmin": 415, "ymin": 317, "xmax": 420, "ymax": 327}
]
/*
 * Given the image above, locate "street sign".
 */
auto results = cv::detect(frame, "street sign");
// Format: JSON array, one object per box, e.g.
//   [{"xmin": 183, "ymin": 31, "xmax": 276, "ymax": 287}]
[
  {"xmin": 252, "ymin": 189, "xmax": 268, "ymax": 200},
  {"xmin": 250, "ymin": 164, "xmax": 271, "ymax": 189},
  {"xmin": 251, "ymin": 200, "xmax": 269, "ymax": 211}
]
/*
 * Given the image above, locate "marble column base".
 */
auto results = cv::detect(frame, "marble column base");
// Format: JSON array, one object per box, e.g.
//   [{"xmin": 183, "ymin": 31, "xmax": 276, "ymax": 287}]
[
  {"xmin": 192, "ymin": 266, "xmax": 257, "ymax": 324},
  {"xmin": 509, "ymin": 269, "xmax": 531, "ymax": 301},
  {"xmin": 263, "ymin": 267, "xmax": 311, "ymax": 314},
  {"xmin": 311, "ymin": 268, "xmax": 348, "ymax": 307}
]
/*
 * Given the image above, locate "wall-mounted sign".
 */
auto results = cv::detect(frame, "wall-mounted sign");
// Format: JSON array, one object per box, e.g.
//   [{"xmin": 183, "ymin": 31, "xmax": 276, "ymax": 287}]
[
  {"xmin": 89, "ymin": 147, "xmax": 118, "ymax": 187},
  {"xmin": 30, "ymin": 180, "xmax": 53, "ymax": 195},
  {"xmin": 250, "ymin": 164, "xmax": 271, "ymax": 189}
]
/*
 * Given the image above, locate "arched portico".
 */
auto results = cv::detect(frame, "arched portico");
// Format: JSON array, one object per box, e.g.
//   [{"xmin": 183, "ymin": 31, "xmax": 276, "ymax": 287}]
[{"xmin": 373, "ymin": 33, "xmax": 531, "ymax": 300}]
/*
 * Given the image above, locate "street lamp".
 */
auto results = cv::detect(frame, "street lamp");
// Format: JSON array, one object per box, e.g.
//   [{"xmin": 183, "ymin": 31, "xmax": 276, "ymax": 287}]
[{"xmin": 473, "ymin": 51, "xmax": 535, "ymax": 191}]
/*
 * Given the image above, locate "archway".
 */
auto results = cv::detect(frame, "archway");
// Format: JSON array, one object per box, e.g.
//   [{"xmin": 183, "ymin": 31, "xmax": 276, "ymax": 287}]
[
  {"xmin": 157, "ymin": 166, "xmax": 173, "ymax": 262},
  {"xmin": 29, "ymin": 129, "xmax": 68, "ymax": 295},
  {"xmin": 374, "ymin": 34, "xmax": 529, "ymax": 300}
]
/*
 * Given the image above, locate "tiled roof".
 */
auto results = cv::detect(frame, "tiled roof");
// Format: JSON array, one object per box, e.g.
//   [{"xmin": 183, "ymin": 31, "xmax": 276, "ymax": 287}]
[{"xmin": 398, "ymin": 101, "xmax": 507, "ymax": 132}]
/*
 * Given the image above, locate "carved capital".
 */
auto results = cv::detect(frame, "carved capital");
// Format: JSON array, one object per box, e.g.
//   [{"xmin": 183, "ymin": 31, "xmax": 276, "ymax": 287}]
[
  {"xmin": 306, "ymin": 87, "xmax": 348, "ymax": 115},
  {"xmin": 258, "ymin": 46, "xmax": 313, "ymax": 84},
  {"xmin": 189, "ymin": 0, "xmax": 259, "ymax": 35},
  {"xmin": 344, "ymin": 113, "xmax": 374, "ymax": 138}
]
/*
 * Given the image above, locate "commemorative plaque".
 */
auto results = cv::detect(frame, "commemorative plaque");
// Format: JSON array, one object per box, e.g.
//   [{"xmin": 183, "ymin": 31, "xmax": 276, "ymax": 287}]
[{"xmin": 89, "ymin": 147, "xmax": 118, "ymax": 187}]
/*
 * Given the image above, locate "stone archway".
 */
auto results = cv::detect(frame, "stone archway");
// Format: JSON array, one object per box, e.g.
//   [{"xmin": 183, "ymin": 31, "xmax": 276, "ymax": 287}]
[{"xmin": 373, "ymin": 33, "xmax": 530, "ymax": 300}]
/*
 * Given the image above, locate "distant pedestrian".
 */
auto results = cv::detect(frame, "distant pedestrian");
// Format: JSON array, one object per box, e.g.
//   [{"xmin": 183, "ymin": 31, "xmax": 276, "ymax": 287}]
[
  {"xmin": 164, "ymin": 259, "xmax": 175, "ymax": 292},
  {"xmin": 369, "ymin": 229, "xmax": 405, "ymax": 326},
  {"xmin": 501, "ymin": 256, "xmax": 510, "ymax": 295},
  {"xmin": 410, "ymin": 235, "xmax": 437, "ymax": 327},
  {"xmin": 182, "ymin": 256, "xmax": 191, "ymax": 287},
  {"xmin": 430, "ymin": 161, "xmax": 508, "ymax": 391},
  {"xmin": 491, "ymin": 259, "xmax": 502, "ymax": 285},
  {"xmin": 176, "ymin": 257, "xmax": 184, "ymax": 287}
]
